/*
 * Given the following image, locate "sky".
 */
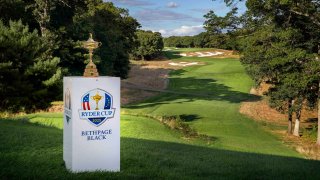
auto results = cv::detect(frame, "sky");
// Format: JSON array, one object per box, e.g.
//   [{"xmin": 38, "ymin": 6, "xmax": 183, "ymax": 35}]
[{"xmin": 105, "ymin": 0, "xmax": 246, "ymax": 37}]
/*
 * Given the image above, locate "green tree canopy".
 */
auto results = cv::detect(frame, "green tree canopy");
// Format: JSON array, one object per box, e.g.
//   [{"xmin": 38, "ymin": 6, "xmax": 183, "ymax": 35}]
[
  {"xmin": 131, "ymin": 30, "xmax": 164, "ymax": 60},
  {"xmin": 163, "ymin": 32, "xmax": 237, "ymax": 50},
  {"xmin": 0, "ymin": 0, "xmax": 140, "ymax": 111},
  {"xmin": 0, "ymin": 20, "xmax": 61, "ymax": 112}
]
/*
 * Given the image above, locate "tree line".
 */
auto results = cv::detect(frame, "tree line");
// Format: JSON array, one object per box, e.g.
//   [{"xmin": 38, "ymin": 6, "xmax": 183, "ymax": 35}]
[
  {"xmin": 204, "ymin": 0, "xmax": 320, "ymax": 144},
  {"xmin": 164, "ymin": 32, "xmax": 237, "ymax": 50},
  {"xmin": 0, "ymin": 0, "xmax": 166, "ymax": 112}
]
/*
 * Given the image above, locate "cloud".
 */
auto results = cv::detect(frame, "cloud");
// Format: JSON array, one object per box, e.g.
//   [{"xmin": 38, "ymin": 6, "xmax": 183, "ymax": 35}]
[
  {"xmin": 167, "ymin": 2, "xmax": 178, "ymax": 8},
  {"xmin": 156, "ymin": 25, "xmax": 205, "ymax": 37},
  {"xmin": 135, "ymin": 9, "xmax": 203, "ymax": 23},
  {"xmin": 106, "ymin": 0, "xmax": 154, "ymax": 6}
]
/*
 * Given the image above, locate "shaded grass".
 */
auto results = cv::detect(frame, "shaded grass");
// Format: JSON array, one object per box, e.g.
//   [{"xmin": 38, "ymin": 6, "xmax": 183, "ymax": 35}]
[{"xmin": 1, "ymin": 115, "xmax": 320, "ymax": 179}]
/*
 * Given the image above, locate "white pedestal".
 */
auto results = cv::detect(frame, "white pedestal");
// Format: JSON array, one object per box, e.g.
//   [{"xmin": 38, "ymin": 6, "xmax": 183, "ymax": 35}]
[{"xmin": 63, "ymin": 77, "xmax": 120, "ymax": 172}]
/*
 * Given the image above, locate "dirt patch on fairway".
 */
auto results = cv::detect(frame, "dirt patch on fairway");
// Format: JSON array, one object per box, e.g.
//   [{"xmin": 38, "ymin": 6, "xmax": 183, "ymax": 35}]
[
  {"xmin": 239, "ymin": 83, "xmax": 287, "ymax": 123},
  {"xmin": 240, "ymin": 100, "xmax": 287, "ymax": 124},
  {"xmin": 121, "ymin": 59, "xmax": 209, "ymax": 104},
  {"xmin": 121, "ymin": 60, "xmax": 176, "ymax": 105},
  {"xmin": 240, "ymin": 99, "xmax": 317, "ymax": 125}
]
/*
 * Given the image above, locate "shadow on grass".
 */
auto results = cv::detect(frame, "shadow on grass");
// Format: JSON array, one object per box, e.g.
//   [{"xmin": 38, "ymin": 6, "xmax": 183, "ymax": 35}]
[
  {"xmin": 169, "ymin": 76, "xmax": 259, "ymax": 102},
  {"xmin": 1, "ymin": 118, "xmax": 320, "ymax": 179},
  {"xmin": 124, "ymin": 58, "xmax": 259, "ymax": 108},
  {"xmin": 161, "ymin": 114, "xmax": 201, "ymax": 122},
  {"xmin": 127, "ymin": 75, "xmax": 260, "ymax": 109},
  {"xmin": 163, "ymin": 50, "xmax": 183, "ymax": 59},
  {"xmin": 179, "ymin": 114, "xmax": 201, "ymax": 122},
  {"xmin": 125, "ymin": 63, "xmax": 260, "ymax": 108}
]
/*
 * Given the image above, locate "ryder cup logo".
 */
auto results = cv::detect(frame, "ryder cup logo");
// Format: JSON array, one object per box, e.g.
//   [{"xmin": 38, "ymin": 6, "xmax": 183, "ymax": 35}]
[{"xmin": 78, "ymin": 88, "xmax": 115, "ymax": 126}]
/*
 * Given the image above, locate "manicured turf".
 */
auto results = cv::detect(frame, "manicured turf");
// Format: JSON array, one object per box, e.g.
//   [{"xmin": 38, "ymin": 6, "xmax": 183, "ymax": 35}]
[
  {"xmin": 1, "ymin": 48, "xmax": 320, "ymax": 178},
  {"xmin": 1, "ymin": 114, "xmax": 320, "ymax": 179},
  {"xmin": 125, "ymin": 49, "xmax": 298, "ymax": 156}
]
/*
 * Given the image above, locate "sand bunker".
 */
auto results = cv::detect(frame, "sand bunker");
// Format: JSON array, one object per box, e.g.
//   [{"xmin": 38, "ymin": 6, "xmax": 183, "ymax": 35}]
[
  {"xmin": 180, "ymin": 51, "xmax": 224, "ymax": 57},
  {"xmin": 169, "ymin": 62, "xmax": 199, "ymax": 66}
]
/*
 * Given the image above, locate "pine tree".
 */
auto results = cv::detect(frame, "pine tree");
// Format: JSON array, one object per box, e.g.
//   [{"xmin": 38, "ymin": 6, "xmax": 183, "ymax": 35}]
[{"xmin": 0, "ymin": 20, "xmax": 61, "ymax": 112}]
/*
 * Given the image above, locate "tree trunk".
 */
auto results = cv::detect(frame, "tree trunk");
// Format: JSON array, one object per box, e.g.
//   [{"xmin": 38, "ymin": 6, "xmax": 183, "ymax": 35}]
[
  {"xmin": 317, "ymin": 82, "xmax": 320, "ymax": 145},
  {"xmin": 293, "ymin": 116, "xmax": 300, "ymax": 137},
  {"xmin": 34, "ymin": 0, "xmax": 50, "ymax": 37},
  {"xmin": 293, "ymin": 103, "xmax": 302, "ymax": 137},
  {"xmin": 40, "ymin": 23, "xmax": 47, "ymax": 37},
  {"xmin": 316, "ymin": 45, "xmax": 320, "ymax": 145},
  {"xmin": 288, "ymin": 99, "xmax": 293, "ymax": 134}
]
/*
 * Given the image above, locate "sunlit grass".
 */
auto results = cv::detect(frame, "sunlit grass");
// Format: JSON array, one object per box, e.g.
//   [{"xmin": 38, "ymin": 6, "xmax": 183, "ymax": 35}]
[{"xmin": 1, "ymin": 113, "xmax": 320, "ymax": 179}]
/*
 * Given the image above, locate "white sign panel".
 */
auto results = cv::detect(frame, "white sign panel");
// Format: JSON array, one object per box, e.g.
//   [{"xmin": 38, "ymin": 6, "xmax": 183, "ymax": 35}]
[{"xmin": 63, "ymin": 77, "xmax": 120, "ymax": 172}]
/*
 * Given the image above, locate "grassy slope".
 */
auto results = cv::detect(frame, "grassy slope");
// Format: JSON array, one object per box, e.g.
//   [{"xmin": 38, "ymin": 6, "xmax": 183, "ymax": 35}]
[
  {"xmin": 124, "ymin": 50, "xmax": 299, "ymax": 156},
  {"xmin": 1, "ymin": 114, "xmax": 320, "ymax": 179}
]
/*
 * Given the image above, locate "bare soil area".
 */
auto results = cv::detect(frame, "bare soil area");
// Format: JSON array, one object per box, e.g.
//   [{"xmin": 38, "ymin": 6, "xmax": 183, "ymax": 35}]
[
  {"xmin": 240, "ymin": 100, "xmax": 287, "ymax": 125},
  {"xmin": 121, "ymin": 60, "xmax": 175, "ymax": 105},
  {"xmin": 240, "ymin": 84, "xmax": 320, "ymax": 159},
  {"xmin": 241, "ymin": 83, "xmax": 317, "ymax": 125},
  {"xmin": 121, "ymin": 59, "xmax": 208, "ymax": 104}
]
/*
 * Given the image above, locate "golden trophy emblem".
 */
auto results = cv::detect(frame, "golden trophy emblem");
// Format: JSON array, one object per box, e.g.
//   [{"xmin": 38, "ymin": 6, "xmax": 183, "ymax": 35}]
[
  {"xmin": 92, "ymin": 91, "xmax": 102, "ymax": 110},
  {"xmin": 82, "ymin": 33, "xmax": 102, "ymax": 77}
]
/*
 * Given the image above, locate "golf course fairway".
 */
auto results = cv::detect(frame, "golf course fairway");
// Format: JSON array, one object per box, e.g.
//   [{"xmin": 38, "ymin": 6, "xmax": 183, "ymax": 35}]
[{"xmin": 1, "ymin": 48, "xmax": 320, "ymax": 179}]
